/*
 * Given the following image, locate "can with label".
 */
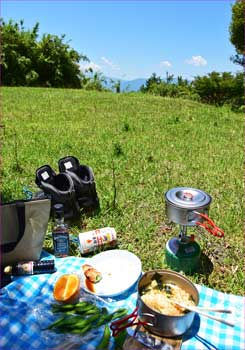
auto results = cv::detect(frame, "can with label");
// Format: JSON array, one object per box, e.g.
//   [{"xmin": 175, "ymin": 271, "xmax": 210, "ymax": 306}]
[{"xmin": 79, "ymin": 227, "xmax": 117, "ymax": 255}]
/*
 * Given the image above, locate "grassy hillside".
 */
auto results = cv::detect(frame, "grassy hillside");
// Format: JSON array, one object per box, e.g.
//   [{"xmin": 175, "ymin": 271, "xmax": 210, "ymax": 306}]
[{"xmin": 1, "ymin": 87, "xmax": 244, "ymax": 295}]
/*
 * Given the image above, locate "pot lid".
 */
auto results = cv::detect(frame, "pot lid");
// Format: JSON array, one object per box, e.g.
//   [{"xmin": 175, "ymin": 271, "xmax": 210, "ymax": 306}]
[{"xmin": 165, "ymin": 187, "xmax": 212, "ymax": 209}]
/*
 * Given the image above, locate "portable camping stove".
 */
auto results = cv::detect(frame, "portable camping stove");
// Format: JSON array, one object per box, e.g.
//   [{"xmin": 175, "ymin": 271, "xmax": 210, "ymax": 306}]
[
  {"xmin": 165, "ymin": 225, "xmax": 201, "ymax": 273},
  {"xmin": 164, "ymin": 187, "xmax": 224, "ymax": 273}
]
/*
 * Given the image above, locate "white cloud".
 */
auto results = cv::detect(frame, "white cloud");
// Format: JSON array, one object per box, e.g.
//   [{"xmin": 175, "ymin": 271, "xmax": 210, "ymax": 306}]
[
  {"xmin": 80, "ymin": 61, "xmax": 101, "ymax": 72},
  {"xmin": 160, "ymin": 60, "xmax": 172, "ymax": 68},
  {"xmin": 100, "ymin": 56, "xmax": 120, "ymax": 71},
  {"xmin": 185, "ymin": 55, "xmax": 207, "ymax": 66}
]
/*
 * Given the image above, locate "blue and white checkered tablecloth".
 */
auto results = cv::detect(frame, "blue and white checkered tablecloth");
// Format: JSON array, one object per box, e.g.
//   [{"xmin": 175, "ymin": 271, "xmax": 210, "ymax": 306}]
[{"xmin": 0, "ymin": 251, "xmax": 244, "ymax": 350}]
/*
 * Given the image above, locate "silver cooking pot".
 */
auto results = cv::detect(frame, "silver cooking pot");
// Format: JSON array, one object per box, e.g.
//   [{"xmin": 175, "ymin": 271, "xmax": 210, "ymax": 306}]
[
  {"xmin": 137, "ymin": 269, "xmax": 199, "ymax": 337},
  {"xmin": 165, "ymin": 187, "xmax": 212, "ymax": 226}
]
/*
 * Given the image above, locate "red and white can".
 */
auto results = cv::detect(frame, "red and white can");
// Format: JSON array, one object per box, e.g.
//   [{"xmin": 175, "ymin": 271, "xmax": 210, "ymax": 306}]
[{"xmin": 79, "ymin": 227, "xmax": 117, "ymax": 255}]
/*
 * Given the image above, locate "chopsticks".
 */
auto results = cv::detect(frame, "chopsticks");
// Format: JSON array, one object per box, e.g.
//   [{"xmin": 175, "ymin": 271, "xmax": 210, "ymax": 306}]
[{"xmin": 174, "ymin": 302, "xmax": 235, "ymax": 327}]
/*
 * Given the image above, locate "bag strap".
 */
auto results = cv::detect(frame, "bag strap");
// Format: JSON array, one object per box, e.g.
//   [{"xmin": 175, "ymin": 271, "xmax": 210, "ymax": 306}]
[{"xmin": 1, "ymin": 202, "xmax": 26, "ymax": 253}]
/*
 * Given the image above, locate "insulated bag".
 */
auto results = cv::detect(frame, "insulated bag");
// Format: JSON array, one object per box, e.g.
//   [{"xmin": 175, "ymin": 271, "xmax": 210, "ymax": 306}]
[{"xmin": 1, "ymin": 198, "xmax": 51, "ymax": 266}]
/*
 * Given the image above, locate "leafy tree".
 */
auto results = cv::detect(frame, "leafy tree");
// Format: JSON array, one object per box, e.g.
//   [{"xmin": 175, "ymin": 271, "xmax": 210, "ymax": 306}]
[
  {"xmin": 140, "ymin": 72, "xmax": 193, "ymax": 98},
  {"xmin": 0, "ymin": 19, "xmax": 39, "ymax": 85},
  {"xmin": 108, "ymin": 78, "xmax": 121, "ymax": 93},
  {"xmin": 36, "ymin": 33, "xmax": 87, "ymax": 87},
  {"xmin": 229, "ymin": 0, "xmax": 244, "ymax": 66},
  {"xmin": 177, "ymin": 76, "xmax": 189, "ymax": 87},
  {"xmin": 192, "ymin": 71, "xmax": 244, "ymax": 110},
  {"xmin": 81, "ymin": 70, "xmax": 108, "ymax": 91},
  {"xmin": 140, "ymin": 73, "xmax": 162, "ymax": 92},
  {"xmin": 166, "ymin": 71, "xmax": 174, "ymax": 84},
  {"xmin": 111, "ymin": 79, "xmax": 121, "ymax": 93},
  {"xmin": 0, "ymin": 19, "xmax": 88, "ymax": 87},
  {"xmin": 141, "ymin": 70, "xmax": 243, "ymax": 110}
]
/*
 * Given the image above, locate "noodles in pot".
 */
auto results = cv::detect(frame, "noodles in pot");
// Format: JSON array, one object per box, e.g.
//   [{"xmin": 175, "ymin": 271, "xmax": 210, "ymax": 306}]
[{"xmin": 140, "ymin": 276, "xmax": 196, "ymax": 316}]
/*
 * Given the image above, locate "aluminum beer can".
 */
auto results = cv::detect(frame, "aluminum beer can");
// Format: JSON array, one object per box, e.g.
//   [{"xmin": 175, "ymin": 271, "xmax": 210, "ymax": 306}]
[{"xmin": 79, "ymin": 227, "xmax": 117, "ymax": 254}]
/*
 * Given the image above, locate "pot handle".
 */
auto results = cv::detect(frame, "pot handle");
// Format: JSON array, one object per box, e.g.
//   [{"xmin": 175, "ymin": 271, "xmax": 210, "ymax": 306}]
[
  {"xmin": 194, "ymin": 211, "xmax": 224, "ymax": 237},
  {"xmin": 110, "ymin": 306, "xmax": 151, "ymax": 337}
]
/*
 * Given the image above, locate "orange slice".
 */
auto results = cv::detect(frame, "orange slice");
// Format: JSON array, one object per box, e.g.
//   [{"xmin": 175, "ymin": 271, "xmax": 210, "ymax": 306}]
[{"xmin": 53, "ymin": 274, "xmax": 80, "ymax": 303}]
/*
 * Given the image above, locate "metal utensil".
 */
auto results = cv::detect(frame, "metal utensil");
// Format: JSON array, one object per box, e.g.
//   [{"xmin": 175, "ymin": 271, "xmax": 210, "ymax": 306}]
[
  {"xmin": 174, "ymin": 301, "xmax": 232, "ymax": 314},
  {"xmin": 173, "ymin": 302, "xmax": 234, "ymax": 327}
]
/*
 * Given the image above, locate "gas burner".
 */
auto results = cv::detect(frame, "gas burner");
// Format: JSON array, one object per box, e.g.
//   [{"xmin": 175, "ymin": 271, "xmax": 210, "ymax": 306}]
[{"xmin": 164, "ymin": 187, "xmax": 224, "ymax": 273}]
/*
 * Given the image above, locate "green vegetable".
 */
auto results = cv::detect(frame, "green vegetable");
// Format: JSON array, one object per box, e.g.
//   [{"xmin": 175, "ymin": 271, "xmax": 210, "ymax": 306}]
[
  {"xmin": 153, "ymin": 272, "xmax": 164, "ymax": 290},
  {"xmin": 47, "ymin": 299, "xmax": 128, "ymax": 347},
  {"xmin": 74, "ymin": 302, "xmax": 96, "ymax": 310},
  {"xmin": 54, "ymin": 315, "xmax": 84, "ymax": 328},
  {"xmin": 96, "ymin": 324, "xmax": 111, "ymax": 350},
  {"xmin": 46, "ymin": 316, "xmax": 66, "ymax": 329},
  {"xmin": 70, "ymin": 324, "xmax": 92, "ymax": 335},
  {"xmin": 51, "ymin": 301, "xmax": 99, "ymax": 316},
  {"xmin": 163, "ymin": 284, "xmax": 172, "ymax": 295},
  {"xmin": 94, "ymin": 313, "xmax": 113, "ymax": 327},
  {"xmin": 74, "ymin": 301, "xmax": 93, "ymax": 308},
  {"xmin": 74, "ymin": 305, "xmax": 99, "ymax": 315},
  {"xmin": 111, "ymin": 308, "xmax": 128, "ymax": 319},
  {"xmin": 51, "ymin": 304, "xmax": 75, "ymax": 312},
  {"xmin": 95, "ymin": 274, "xmax": 102, "ymax": 283},
  {"xmin": 95, "ymin": 308, "xmax": 127, "ymax": 327},
  {"xmin": 114, "ymin": 329, "xmax": 127, "ymax": 350},
  {"xmin": 74, "ymin": 312, "xmax": 101, "ymax": 328}
]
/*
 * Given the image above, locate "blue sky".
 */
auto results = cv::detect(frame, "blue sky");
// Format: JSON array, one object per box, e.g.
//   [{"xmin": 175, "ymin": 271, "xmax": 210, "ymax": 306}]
[{"xmin": 1, "ymin": 0, "xmax": 239, "ymax": 80}]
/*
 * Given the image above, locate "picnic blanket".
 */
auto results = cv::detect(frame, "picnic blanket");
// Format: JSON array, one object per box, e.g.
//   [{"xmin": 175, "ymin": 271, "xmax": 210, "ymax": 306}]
[{"xmin": 0, "ymin": 251, "xmax": 244, "ymax": 350}]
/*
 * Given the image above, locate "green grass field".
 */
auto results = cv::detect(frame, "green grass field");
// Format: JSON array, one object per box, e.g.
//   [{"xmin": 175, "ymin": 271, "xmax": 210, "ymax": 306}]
[{"xmin": 1, "ymin": 87, "xmax": 244, "ymax": 295}]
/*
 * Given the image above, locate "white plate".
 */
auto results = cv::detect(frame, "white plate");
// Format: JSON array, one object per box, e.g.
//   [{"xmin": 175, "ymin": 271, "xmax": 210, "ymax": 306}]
[{"xmin": 81, "ymin": 249, "xmax": 142, "ymax": 297}]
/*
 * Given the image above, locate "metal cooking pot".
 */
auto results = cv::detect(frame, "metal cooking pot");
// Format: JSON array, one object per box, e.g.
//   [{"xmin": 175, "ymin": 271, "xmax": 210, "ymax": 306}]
[
  {"xmin": 165, "ymin": 187, "xmax": 212, "ymax": 226},
  {"xmin": 137, "ymin": 269, "xmax": 199, "ymax": 337}
]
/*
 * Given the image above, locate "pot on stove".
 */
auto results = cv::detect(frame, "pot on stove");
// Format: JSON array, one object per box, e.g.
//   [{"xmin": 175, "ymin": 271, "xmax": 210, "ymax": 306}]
[{"xmin": 165, "ymin": 187, "xmax": 212, "ymax": 226}]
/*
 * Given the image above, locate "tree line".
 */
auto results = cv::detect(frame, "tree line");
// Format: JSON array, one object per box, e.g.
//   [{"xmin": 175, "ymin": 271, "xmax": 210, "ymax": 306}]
[
  {"xmin": 140, "ymin": 70, "xmax": 243, "ymax": 111},
  {"xmin": 0, "ymin": 0, "xmax": 244, "ymax": 110},
  {"xmin": 1, "ymin": 19, "xmax": 85, "ymax": 88},
  {"xmin": 0, "ymin": 18, "xmax": 105, "ymax": 90}
]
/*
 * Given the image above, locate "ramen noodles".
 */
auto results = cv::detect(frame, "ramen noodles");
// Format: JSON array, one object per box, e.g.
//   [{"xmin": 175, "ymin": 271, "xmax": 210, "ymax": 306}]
[{"xmin": 141, "ymin": 278, "xmax": 196, "ymax": 316}]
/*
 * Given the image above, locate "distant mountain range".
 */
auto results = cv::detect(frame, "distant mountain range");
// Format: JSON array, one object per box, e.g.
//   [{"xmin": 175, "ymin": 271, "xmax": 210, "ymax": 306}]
[
  {"xmin": 104, "ymin": 78, "xmax": 147, "ymax": 92},
  {"xmin": 120, "ymin": 78, "xmax": 147, "ymax": 91},
  {"xmin": 104, "ymin": 77, "xmax": 179, "ymax": 92}
]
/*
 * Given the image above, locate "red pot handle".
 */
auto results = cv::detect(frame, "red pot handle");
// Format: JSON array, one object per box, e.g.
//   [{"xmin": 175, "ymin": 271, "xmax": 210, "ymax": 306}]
[
  {"xmin": 110, "ymin": 306, "xmax": 149, "ymax": 337},
  {"xmin": 194, "ymin": 211, "xmax": 224, "ymax": 237}
]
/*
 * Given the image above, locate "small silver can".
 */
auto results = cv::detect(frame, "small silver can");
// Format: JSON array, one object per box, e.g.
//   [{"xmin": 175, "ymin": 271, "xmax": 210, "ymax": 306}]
[{"xmin": 79, "ymin": 227, "xmax": 117, "ymax": 255}]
